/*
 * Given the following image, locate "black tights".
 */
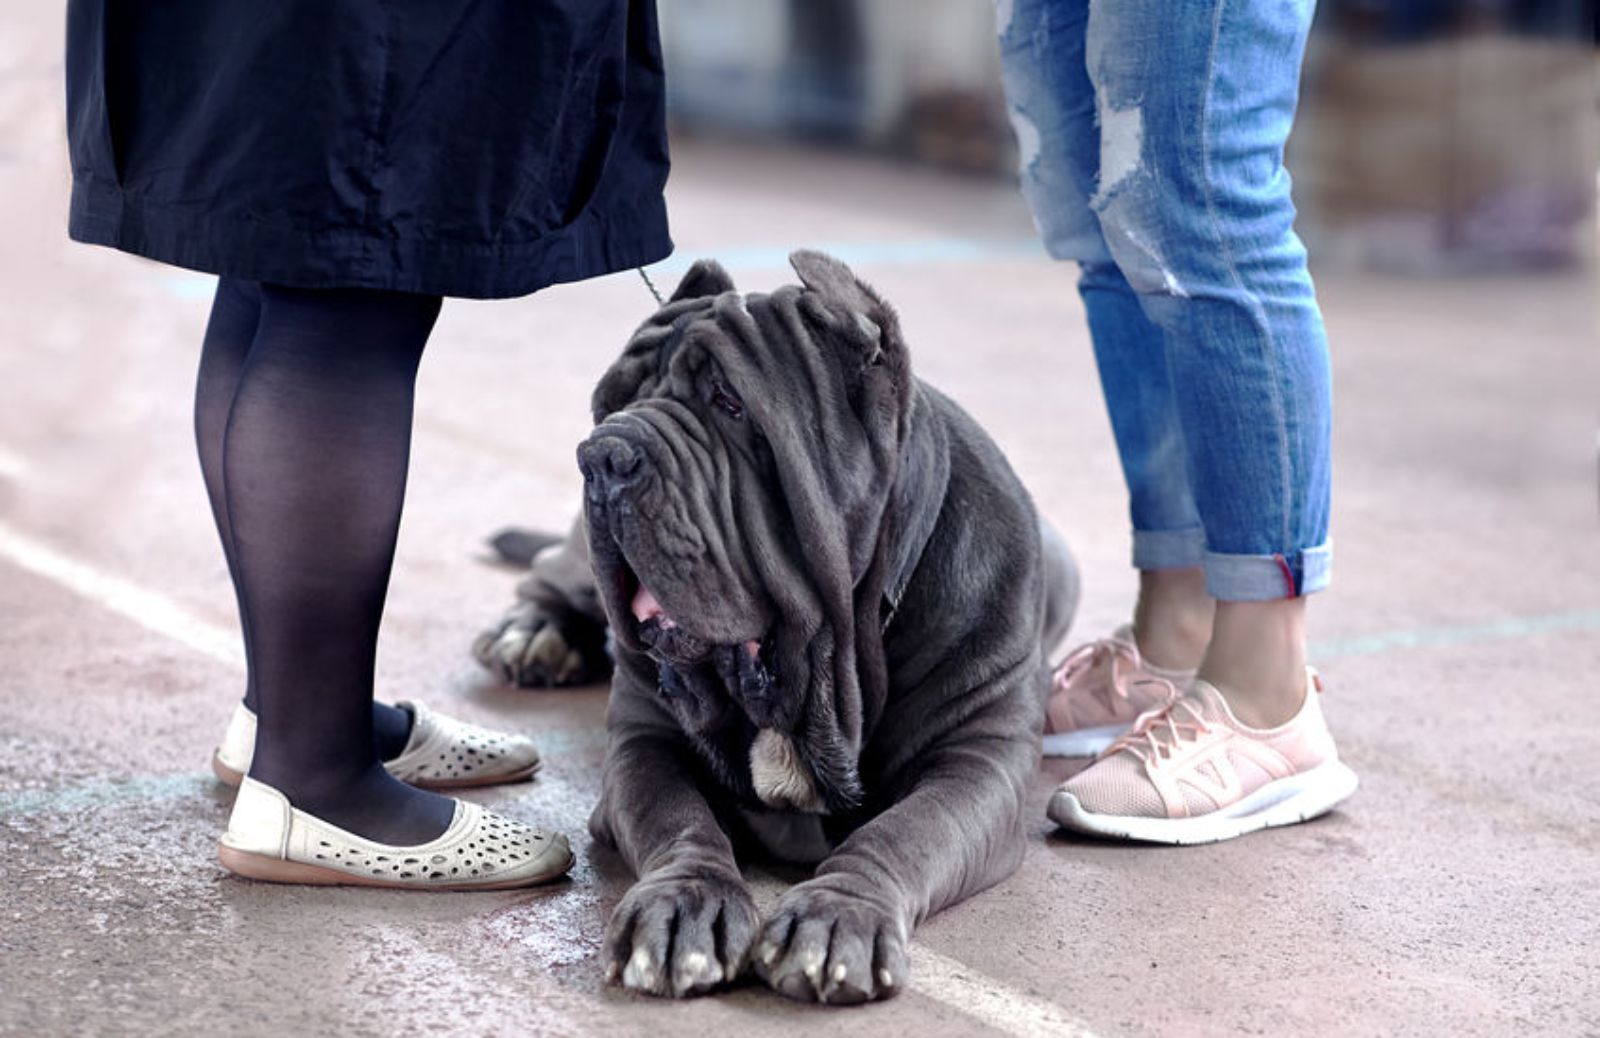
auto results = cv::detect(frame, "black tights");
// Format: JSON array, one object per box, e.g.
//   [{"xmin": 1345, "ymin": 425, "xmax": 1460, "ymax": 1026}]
[{"xmin": 195, "ymin": 279, "xmax": 454, "ymax": 843}]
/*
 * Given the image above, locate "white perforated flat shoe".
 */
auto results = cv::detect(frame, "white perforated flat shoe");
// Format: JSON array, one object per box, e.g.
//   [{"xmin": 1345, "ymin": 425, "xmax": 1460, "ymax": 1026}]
[
  {"xmin": 218, "ymin": 776, "xmax": 573, "ymax": 890},
  {"xmin": 211, "ymin": 701, "xmax": 542, "ymax": 790}
]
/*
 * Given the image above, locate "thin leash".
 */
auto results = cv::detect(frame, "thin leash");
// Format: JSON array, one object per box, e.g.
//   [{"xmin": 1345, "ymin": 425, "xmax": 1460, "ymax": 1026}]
[{"xmin": 636, "ymin": 267, "xmax": 664, "ymax": 307}]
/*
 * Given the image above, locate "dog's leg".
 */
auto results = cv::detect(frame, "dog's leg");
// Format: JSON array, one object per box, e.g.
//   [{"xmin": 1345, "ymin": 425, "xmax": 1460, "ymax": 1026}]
[
  {"xmin": 591, "ymin": 680, "xmax": 761, "ymax": 999},
  {"xmin": 751, "ymin": 685, "xmax": 1039, "ymax": 1005},
  {"xmin": 472, "ymin": 514, "xmax": 613, "ymax": 687}
]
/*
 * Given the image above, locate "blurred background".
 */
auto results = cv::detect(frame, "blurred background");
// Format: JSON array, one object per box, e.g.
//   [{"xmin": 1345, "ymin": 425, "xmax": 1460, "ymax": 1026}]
[{"xmin": 658, "ymin": 0, "xmax": 1598, "ymax": 272}]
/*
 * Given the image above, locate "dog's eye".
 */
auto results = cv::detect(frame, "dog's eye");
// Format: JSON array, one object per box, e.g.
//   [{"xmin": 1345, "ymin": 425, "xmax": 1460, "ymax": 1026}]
[{"xmin": 710, "ymin": 377, "xmax": 744, "ymax": 420}]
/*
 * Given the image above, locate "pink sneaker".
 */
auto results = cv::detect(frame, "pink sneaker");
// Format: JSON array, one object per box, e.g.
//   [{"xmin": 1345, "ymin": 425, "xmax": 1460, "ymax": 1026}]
[
  {"xmin": 1042, "ymin": 625, "xmax": 1195, "ymax": 758},
  {"xmin": 1047, "ymin": 668, "xmax": 1358, "ymax": 845}
]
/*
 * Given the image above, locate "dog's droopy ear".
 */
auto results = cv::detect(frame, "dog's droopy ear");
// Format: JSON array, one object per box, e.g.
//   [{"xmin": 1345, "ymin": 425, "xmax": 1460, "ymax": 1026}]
[
  {"xmin": 790, "ymin": 250, "xmax": 878, "ymax": 315},
  {"xmin": 789, "ymin": 249, "xmax": 901, "ymax": 369},
  {"xmin": 593, "ymin": 260, "xmax": 734, "ymax": 421},
  {"xmin": 670, "ymin": 259, "xmax": 736, "ymax": 302}
]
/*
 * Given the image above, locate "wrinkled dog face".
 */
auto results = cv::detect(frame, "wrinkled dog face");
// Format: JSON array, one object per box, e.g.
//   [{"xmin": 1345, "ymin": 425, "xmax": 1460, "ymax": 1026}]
[
  {"xmin": 579, "ymin": 282, "xmax": 785, "ymax": 726},
  {"xmin": 578, "ymin": 253, "xmax": 911, "ymax": 814}
]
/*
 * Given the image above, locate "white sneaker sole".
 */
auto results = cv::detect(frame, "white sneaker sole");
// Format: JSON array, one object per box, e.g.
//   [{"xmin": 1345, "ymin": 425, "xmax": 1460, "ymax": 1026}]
[
  {"xmin": 1040, "ymin": 723, "xmax": 1127, "ymax": 759},
  {"xmin": 1047, "ymin": 758, "xmax": 1359, "ymax": 846}
]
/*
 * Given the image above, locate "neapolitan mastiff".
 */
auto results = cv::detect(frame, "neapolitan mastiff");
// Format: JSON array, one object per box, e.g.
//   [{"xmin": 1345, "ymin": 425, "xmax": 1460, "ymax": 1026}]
[{"xmin": 475, "ymin": 252, "xmax": 1078, "ymax": 1003}]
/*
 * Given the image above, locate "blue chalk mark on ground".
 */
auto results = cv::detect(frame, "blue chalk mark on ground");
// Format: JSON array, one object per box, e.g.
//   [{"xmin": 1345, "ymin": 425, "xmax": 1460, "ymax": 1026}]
[
  {"xmin": 163, "ymin": 272, "xmax": 219, "ymax": 301},
  {"xmin": 162, "ymin": 238, "xmax": 1046, "ymax": 301},
  {"xmin": 0, "ymin": 731, "xmax": 606, "ymax": 818},
  {"xmin": 645, "ymin": 236, "xmax": 1046, "ymax": 276},
  {"xmin": 4, "ymin": 610, "xmax": 1597, "ymax": 818},
  {"xmin": 0, "ymin": 772, "xmax": 211, "ymax": 817},
  {"xmin": 1311, "ymin": 608, "xmax": 1600, "ymax": 659}
]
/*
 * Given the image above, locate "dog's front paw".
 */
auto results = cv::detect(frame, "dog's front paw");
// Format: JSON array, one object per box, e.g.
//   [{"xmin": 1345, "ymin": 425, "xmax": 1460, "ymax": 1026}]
[
  {"xmin": 603, "ymin": 871, "xmax": 759, "ymax": 998},
  {"xmin": 751, "ymin": 880, "xmax": 909, "ymax": 1005},
  {"xmin": 472, "ymin": 602, "xmax": 609, "ymax": 688}
]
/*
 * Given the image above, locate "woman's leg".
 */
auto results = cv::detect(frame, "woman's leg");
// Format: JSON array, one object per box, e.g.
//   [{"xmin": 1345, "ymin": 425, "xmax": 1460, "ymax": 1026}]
[
  {"xmin": 1082, "ymin": 0, "xmax": 1332, "ymax": 726},
  {"xmin": 1000, "ymin": 1, "xmax": 1355, "ymax": 840},
  {"xmin": 218, "ymin": 282, "xmax": 452, "ymax": 844},
  {"xmin": 195, "ymin": 280, "xmax": 414, "ymax": 758},
  {"xmin": 999, "ymin": 0, "xmax": 1213, "ymax": 673},
  {"xmin": 195, "ymin": 279, "xmax": 264, "ymax": 708}
]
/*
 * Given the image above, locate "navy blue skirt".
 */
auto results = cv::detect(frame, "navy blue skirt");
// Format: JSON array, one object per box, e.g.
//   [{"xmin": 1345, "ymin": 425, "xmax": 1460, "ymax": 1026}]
[{"xmin": 65, "ymin": 1, "xmax": 672, "ymax": 299}]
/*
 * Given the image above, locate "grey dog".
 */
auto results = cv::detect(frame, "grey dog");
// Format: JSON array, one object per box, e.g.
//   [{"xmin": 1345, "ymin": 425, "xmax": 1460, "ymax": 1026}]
[{"xmin": 474, "ymin": 251, "xmax": 1079, "ymax": 1004}]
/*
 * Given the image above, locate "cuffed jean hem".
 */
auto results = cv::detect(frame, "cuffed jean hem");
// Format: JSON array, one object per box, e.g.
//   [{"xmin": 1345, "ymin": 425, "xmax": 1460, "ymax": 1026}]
[
  {"xmin": 1204, "ymin": 543, "xmax": 1332, "ymax": 601},
  {"xmin": 1131, "ymin": 527, "xmax": 1208, "ymax": 571}
]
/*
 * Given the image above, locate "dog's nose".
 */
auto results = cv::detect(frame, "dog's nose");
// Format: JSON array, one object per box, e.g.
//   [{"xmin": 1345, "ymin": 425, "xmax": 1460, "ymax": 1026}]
[
  {"xmin": 596, "ymin": 436, "xmax": 642, "ymax": 482},
  {"xmin": 579, "ymin": 435, "xmax": 643, "ymax": 499}
]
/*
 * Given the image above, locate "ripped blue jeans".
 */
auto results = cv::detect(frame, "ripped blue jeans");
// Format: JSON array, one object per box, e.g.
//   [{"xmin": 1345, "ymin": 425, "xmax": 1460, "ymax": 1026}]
[{"xmin": 997, "ymin": 0, "xmax": 1332, "ymax": 600}]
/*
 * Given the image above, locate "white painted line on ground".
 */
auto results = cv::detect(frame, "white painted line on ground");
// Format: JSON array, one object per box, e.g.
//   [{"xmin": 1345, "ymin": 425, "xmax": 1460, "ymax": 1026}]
[
  {"xmin": 910, "ymin": 946, "xmax": 1100, "ymax": 1037},
  {"xmin": 14, "ymin": 520, "xmax": 1598, "ymax": 1038},
  {"xmin": 0, "ymin": 520, "xmax": 1097, "ymax": 1036},
  {"xmin": 0, "ymin": 519, "xmax": 244, "ymax": 670}
]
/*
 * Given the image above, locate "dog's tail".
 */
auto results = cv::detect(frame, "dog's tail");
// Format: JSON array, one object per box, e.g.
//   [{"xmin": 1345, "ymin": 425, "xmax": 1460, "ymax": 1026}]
[{"xmin": 485, "ymin": 527, "xmax": 565, "ymax": 567}]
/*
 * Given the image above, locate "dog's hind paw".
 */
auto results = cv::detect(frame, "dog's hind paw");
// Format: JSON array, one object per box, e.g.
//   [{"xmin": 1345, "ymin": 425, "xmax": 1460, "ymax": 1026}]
[
  {"xmin": 472, "ymin": 602, "xmax": 610, "ymax": 689},
  {"xmin": 603, "ymin": 872, "xmax": 759, "ymax": 998},
  {"xmin": 751, "ymin": 880, "xmax": 908, "ymax": 1005}
]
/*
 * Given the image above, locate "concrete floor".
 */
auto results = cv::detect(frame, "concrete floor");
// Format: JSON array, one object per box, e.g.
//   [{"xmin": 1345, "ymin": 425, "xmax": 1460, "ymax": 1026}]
[{"xmin": 3, "ymin": 6, "xmax": 1598, "ymax": 1036}]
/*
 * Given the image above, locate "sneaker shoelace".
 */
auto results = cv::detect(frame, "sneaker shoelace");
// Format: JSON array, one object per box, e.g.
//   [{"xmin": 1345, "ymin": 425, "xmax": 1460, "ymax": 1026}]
[
  {"xmin": 1050, "ymin": 637, "xmax": 1177, "ymax": 723},
  {"xmin": 1104, "ymin": 692, "xmax": 1211, "ymax": 766}
]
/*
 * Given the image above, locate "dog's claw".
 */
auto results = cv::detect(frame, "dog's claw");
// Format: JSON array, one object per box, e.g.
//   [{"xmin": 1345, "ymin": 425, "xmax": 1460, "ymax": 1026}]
[
  {"xmin": 602, "ymin": 872, "xmax": 758, "ymax": 999},
  {"xmin": 751, "ymin": 881, "xmax": 907, "ymax": 1005},
  {"xmin": 471, "ymin": 605, "xmax": 610, "ymax": 689}
]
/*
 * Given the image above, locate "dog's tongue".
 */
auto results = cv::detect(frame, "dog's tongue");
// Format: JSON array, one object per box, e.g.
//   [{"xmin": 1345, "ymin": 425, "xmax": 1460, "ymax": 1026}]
[
  {"xmin": 632, "ymin": 583, "xmax": 761, "ymax": 658},
  {"xmin": 631, "ymin": 584, "xmax": 676, "ymax": 628}
]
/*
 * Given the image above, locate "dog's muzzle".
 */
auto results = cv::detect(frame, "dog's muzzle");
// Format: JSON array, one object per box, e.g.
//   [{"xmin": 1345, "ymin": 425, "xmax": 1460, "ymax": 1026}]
[{"xmin": 578, "ymin": 431, "xmax": 644, "ymax": 507}]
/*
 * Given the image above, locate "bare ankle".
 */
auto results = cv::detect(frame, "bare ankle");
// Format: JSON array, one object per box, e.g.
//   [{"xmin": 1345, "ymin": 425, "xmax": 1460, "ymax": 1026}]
[
  {"xmin": 1197, "ymin": 598, "xmax": 1309, "ymax": 728},
  {"xmin": 1132, "ymin": 567, "xmax": 1213, "ymax": 670}
]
